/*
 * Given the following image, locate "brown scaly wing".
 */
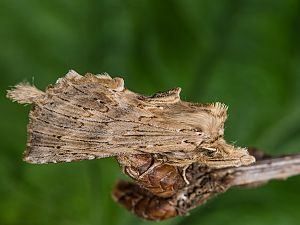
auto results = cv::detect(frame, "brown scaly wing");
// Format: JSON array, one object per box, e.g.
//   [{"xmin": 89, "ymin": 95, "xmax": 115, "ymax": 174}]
[{"xmin": 7, "ymin": 70, "xmax": 216, "ymax": 164}]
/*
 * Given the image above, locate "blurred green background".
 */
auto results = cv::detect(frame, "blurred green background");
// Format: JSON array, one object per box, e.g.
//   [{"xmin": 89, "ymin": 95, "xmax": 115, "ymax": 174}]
[{"xmin": 1, "ymin": 0, "xmax": 300, "ymax": 225}]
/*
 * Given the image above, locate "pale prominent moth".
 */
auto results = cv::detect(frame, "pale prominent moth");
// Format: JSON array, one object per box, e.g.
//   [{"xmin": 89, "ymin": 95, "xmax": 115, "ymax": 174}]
[{"xmin": 7, "ymin": 70, "xmax": 255, "ymax": 169}]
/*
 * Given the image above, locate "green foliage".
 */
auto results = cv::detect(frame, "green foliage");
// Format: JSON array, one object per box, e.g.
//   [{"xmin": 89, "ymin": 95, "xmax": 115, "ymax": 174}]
[{"xmin": 1, "ymin": 0, "xmax": 300, "ymax": 225}]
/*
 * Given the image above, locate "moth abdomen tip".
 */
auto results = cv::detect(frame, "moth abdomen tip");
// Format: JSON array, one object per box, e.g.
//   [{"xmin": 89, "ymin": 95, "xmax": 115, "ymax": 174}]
[{"xmin": 7, "ymin": 83, "xmax": 44, "ymax": 104}]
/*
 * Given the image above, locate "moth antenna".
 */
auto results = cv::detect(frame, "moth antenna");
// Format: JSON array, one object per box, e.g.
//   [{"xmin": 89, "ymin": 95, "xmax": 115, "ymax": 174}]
[{"xmin": 6, "ymin": 82, "xmax": 45, "ymax": 104}]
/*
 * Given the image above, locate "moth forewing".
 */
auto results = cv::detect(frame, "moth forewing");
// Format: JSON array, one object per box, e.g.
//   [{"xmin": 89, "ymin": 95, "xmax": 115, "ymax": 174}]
[{"xmin": 7, "ymin": 70, "xmax": 255, "ymax": 168}]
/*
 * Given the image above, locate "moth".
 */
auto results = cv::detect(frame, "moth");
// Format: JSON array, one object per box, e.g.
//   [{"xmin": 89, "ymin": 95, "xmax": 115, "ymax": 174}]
[{"xmin": 7, "ymin": 70, "xmax": 255, "ymax": 169}]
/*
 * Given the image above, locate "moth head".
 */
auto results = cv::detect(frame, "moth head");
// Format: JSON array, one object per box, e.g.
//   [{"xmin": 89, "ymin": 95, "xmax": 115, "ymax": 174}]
[{"xmin": 197, "ymin": 138, "xmax": 255, "ymax": 168}]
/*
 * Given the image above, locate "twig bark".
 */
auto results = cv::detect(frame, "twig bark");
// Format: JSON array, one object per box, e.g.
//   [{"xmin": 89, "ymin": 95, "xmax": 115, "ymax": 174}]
[{"xmin": 230, "ymin": 153, "xmax": 300, "ymax": 186}]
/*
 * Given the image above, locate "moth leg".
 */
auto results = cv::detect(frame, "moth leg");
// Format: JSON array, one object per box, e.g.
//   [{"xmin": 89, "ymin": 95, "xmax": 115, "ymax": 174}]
[{"xmin": 182, "ymin": 165, "xmax": 190, "ymax": 185}]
